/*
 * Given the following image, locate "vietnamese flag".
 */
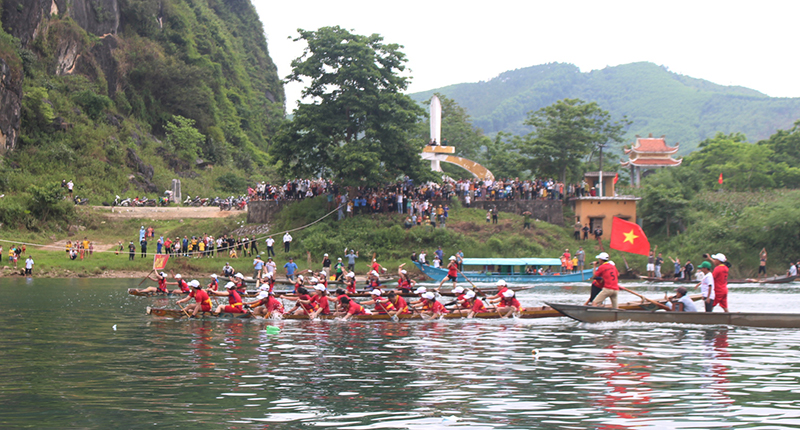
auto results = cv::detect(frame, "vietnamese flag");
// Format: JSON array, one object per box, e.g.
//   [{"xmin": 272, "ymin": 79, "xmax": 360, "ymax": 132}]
[
  {"xmin": 718, "ymin": 173, "xmax": 723, "ymax": 184},
  {"xmin": 609, "ymin": 217, "xmax": 650, "ymax": 256},
  {"xmin": 613, "ymin": 173, "xmax": 619, "ymax": 184}
]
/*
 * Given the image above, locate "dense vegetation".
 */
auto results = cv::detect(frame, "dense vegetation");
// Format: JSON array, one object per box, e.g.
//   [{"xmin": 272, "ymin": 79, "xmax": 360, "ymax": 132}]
[
  {"xmin": 410, "ymin": 62, "xmax": 800, "ymax": 154},
  {"xmin": 631, "ymin": 128, "xmax": 800, "ymax": 276},
  {"xmin": 0, "ymin": 0, "xmax": 284, "ymax": 229}
]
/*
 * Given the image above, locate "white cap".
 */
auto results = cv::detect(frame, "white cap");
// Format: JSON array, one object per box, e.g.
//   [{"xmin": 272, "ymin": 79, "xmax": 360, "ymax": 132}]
[
  {"xmin": 711, "ymin": 253, "xmax": 727, "ymax": 262},
  {"xmin": 453, "ymin": 286, "xmax": 465, "ymax": 294},
  {"xmin": 324, "ymin": 253, "xmax": 328, "ymax": 257},
  {"xmin": 464, "ymin": 290, "xmax": 476, "ymax": 299},
  {"xmin": 225, "ymin": 282, "xmax": 236, "ymax": 289},
  {"xmin": 400, "ymin": 269, "xmax": 407, "ymax": 274},
  {"xmin": 422, "ymin": 292, "xmax": 435, "ymax": 300},
  {"xmin": 370, "ymin": 290, "xmax": 382, "ymax": 296},
  {"xmin": 210, "ymin": 274, "xmax": 217, "ymax": 279},
  {"xmin": 596, "ymin": 252, "xmax": 609, "ymax": 260},
  {"xmin": 502, "ymin": 290, "xmax": 515, "ymax": 298},
  {"xmin": 175, "ymin": 274, "xmax": 182, "ymax": 279},
  {"xmin": 320, "ymin": 270, "xmax": 327, "ymax": 277},
  {"xmin": 414, "ymin": 287, "xmax": 427, "ymax": 294},
  {"xmin": 314, "ymin": 284, "xmax": 326, "ymax": 291},
  {"xmin": 338, "ymin": 257, "xmax": 342, "ymax": 261},
  {"xmin": 449, "ymin": 256, "xmax": 456, "ymax": 261},
  {"xmin": 265, "ymin": 271, "xmax": 273, "ymax": 278},
  {"xmin": 298, "ymin": 275, "xmax": 304, "ymax": 280},
  {"xmin": 496, "ymin": 280, "xmax": 507, "ymax": 287},
  {"xmin": 235, "ymin": 273, "xmax": 244, "ymax": 279},
  {"xmin": 258, "ymin": 285, "xmax": 268, "ymax": 292},
  {"xmin": 189, "ymin": 280, "xmax": 201, "ymax": 288},
  {"xmin": 160, "ymin": 272, "xmax": 167, "ymax": 277},
  {"xmin": 256, "ymin": 291, "xmax": 268, "ymax": 300},
  {"xmin": 371, "ymin": 270, "xmax": 379, "ymax": 276},
  {"xmin": 346, "ymin": 272, "xmax": 355, "ymax": 278},
  {"xmin": 310, "ymin": 277, "xmax": 319, "ymax": 284}
]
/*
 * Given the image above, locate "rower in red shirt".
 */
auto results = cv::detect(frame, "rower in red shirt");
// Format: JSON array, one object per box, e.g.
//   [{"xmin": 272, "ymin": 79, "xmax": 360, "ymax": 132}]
[
  {"xmin": 386, "ymin": 291, "xmax": 410, "ymax": 317},
  {"xmin": 485, "ymin": 279, "xmax": 509, "ymax": 302},
  {"xmin": 438, "ymin": 256, "xmax": 460, "ymax": 289},
  {"xmin": 317, "ymin": 271, "xmax": 329, "ymax": 290},
  {"xmin": 132, "ymin": 271, "xmax": 170, "ymax": 295},
  {"xmin": 233, "ymin": 273, "xmax": 247, "ymax": 295},
  {"xmin": 465, "ymin": 290, "xmax": 488, "ymax": 318},
  {"xmin": 176, "ymin": 280, "xmax": 213, "ymax": 317},
  {"xmin": 591, "ymin": 252, "xmax": 620, "ymax": 309},
  {"xmin": 710, "ymin": 253, "xmax": 730, "ymax": 312},
  {"xmin": 344, "ymin": 272, "xmax": 357, "ymax": 295},
  {"xmin": 492, "ymin": 289, "xmax": 524, "ymax": 317},
  {"xmin": 360, "ymin": 290, "xmax": 396, "ymax": 314},
  {"xmin": 340, "ymin": 296, "xmax": 372, "ymax": 320},
  {"xmin": 327, "ymin": 289, "xmax": 351, "ymax": 317},
  {"xmin": 309, "ymin": 284, "xmax": 331, "ymax": 319},
  {"xmin": 283, "ymin": 286, "xmax": 318, "ymax": 318},
  {"xmin": 293, "ymin": 275, "xmax": 305, "ymax": 294},
  {"xmin": 207, "ymin": 274, "xmax": 219, "ymax": 291},
  {"xmin": 396, "ymin": 264, "xmax": 416, "ymax": 292},
  {"xmin": 208, "ymin": 282, "xmax": 246, "ymax": 314},
  {"xmin": 167, "ymin": 273, "xmax": 191, "ymax": 295},
  {"xmin": 449, "ymin": 286, "xmax": 470, "ymax": 310},
  {"xmin": 259, "ymin": 271, "xmax": 276, "ymax": 293},
  {"xmin": 412, "ymin": 292, "xmax": 448, "ymax": 318},
  {"xmin": 245, "ymin": 291, "xmax": 284, "ymax": 318}
]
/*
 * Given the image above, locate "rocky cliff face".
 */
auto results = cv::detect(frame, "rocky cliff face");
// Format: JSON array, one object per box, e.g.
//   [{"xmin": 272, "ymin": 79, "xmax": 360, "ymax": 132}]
[{"xmin": 0, "ymin": 55, "xmax": 22, "ymax": 152}]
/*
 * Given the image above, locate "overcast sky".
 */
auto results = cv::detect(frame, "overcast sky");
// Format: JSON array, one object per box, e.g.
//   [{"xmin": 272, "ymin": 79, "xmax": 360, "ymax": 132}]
[{"xmin": 254, "ymin": 0, "xmax": 800, "ymax": 112}]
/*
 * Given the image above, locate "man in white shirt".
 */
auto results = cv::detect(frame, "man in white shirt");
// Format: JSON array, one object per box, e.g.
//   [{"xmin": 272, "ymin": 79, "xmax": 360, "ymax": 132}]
[
  {"xmin": 265, "ymin": 236, "xmax": 275, "ymax": 257},
  {"xmin": 694, "ymin": 261, "xmax": 715, "ymax": 312},
  {"xmin": 788, "ymin": 263, "xmax": 798, "ymax": 277},
  {"xmin": 265, "ymin": 257, "xmax": 277, "ymax": 275},
  {"xmin": 25, "ymin": 256, "xmax": 34, "ymax": 276},
  {"xmin": 283, "ymin": 232, "xmax": 292, "ymax": 253},
  {"xmin": 669, "ymin": 287, "xmax": 697, "ymax": 312}
]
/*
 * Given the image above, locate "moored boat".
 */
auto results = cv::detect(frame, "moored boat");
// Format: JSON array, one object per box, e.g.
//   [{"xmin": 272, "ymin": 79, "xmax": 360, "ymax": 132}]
[
  {"xmin": 414, "ymin": 258, "xmax": 593, "ymax": 284},
  {"xmin": 547, "ymin": 302, "xmax": 800, "ymax": 328}
]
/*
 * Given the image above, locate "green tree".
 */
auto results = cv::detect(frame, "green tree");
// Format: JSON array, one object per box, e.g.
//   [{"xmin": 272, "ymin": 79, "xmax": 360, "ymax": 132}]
[
  {"xmin": 164, "ymin": 115, "xmax": 205, "ymax": 163},
  {"xmin": 513, "ymin": 98, "xmax": 628, "ymax": 183},
  {"xmin": 687, "ymin": 132, "xmax": 776, "ymax": 190},
  {"xmin": 484, "ymin": 132, "xmax": 526, "ymax": 179},
  {"xmin": 271, "ymin": 26, "xmax": 426, "ymax": 185},
  {"xmin": 639, "ymin": 183, "xmax": 689, "ymax": 238}
]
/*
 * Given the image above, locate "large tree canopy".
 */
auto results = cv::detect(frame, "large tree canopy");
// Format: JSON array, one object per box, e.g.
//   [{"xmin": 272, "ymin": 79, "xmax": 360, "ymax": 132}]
[
  {"xmin": 520, "ymin": 98, "xmax": 629, "ymax": 183},
  {"xmin": 271, "ymin": 26, "xmax": 427, "ymax": 184}
]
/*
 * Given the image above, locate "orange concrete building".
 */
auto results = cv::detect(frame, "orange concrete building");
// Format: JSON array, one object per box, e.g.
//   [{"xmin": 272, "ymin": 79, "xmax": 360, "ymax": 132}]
[{"xmin": 571, "ymin": 171, "xmax": 640, "ymax": 236}]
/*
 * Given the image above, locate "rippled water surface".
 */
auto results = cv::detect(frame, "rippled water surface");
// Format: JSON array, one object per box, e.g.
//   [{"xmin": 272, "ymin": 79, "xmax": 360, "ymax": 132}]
[{"xmin": 3, "ymin": 278, "xmax": 800, "ymax": 429}]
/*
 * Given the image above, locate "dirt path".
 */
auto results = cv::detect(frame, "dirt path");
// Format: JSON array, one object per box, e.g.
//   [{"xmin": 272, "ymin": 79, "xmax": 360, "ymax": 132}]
[{"xmin": 90, "ymin": 206, "xmax": 245, "ymax": 220}]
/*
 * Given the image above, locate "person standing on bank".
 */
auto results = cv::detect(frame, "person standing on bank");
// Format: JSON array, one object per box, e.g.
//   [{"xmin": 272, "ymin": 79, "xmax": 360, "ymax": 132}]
[
  {"xmin": 265, "ymin": 236, "xmax": 275, "ymax": 257},
  {"xmin": 591, "ymin": 252, "xmax": 619, "ymax": 309},
  {"xmin": 128, "ymin": 242, "xmax": 136, "ymax": 261},
  {"xmin": 283, "ymin": 232, "xmax": 292, "ymax": 253},
  {"xmin": 758, "ymin": 248, "xmax": 767, "ymax": 280},
  {"xmin": 24, "ymin": 255, "xmax": 34, "ymax": 276}
]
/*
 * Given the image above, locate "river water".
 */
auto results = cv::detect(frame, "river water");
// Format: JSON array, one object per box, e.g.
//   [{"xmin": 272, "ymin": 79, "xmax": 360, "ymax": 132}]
[{"xmin": 3, "ymin": 278, "xmax": 800, "ymax": 429}]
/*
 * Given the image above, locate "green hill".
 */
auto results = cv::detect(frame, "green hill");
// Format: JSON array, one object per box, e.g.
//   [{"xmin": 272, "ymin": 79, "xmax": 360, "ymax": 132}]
[
  {"xmin": 0, "ymin": 0, "xmax": 284, "ymax": 213},
  {"xmin": 410, "ymin": 62, "xmax": 800, "ymax": 153}
]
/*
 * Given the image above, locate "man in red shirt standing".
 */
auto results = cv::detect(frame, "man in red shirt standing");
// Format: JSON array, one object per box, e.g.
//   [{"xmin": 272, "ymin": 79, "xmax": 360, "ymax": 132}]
[
  {"xmin": 710, "ymin": 253, "xmax": 730, "ymax": 312},
  {"xmin": 438, "ymin": 256, "xmax": 460, "ymax": 289},
  {"xmin": 591, "ymin": 252, "xmax": 620, "ymax": 309}
]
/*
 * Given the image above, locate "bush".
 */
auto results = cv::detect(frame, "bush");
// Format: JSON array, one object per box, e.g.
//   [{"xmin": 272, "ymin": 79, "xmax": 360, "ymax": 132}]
[
  {"xmin": 217, "ymin": 172, "xmax": 248, "ymax": 193},
  {"xmin": 72, "ymin": 90, "xmax": 112, "ymax": 120}
]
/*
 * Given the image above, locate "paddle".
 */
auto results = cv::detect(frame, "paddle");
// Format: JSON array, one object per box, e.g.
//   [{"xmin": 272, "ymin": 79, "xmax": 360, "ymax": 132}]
[
  {"xmin": 621, "ymin": 286, "xmax": 670, "ymax": 311},
  {"xmin": 177, "ymin": 303, "xmax": 190, "ymax": 318},
  {"xmin": 138, "ymin": 269, "xmax": 155, "ymax": 286},
  {"xmin": 457, "ymin": 268, "xmax": 478, "ymax": 290}
]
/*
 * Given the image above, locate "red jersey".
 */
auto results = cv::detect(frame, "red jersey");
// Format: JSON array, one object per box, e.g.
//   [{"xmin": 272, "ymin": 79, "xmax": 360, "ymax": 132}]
[
  {"xmin": 371, "ymin": 262, "xmax": 381, "ymax": 273},
  {"xmin": 298, "ymin": 294, "xmax": 318, "ymax": 313},
  {"xmin": 318, "ymin": 278, "xmax": 328, "ymax": 289},
  {"xmin": 191, "ymin": 289, "xmax": 212, "ymax": 311},
  {"xmin": 594, "ymin": 263, "xmax": 619, "ymax": 290},
  {"xmin": 312, "ymin": 294, "xmax": 330, "ymax": 315},
  {"xmin": 266, "ymin": 296, "xmax": 284, "ymax": 314},
  {"xmin": 496, "ymin": 286, "xmax": 509, "ymax": 297},
  {"xmin": 345, "ymin": 279, "xmax": 357, "ymax": 294},
  {"xmin": 447, "ymin": 262, "xmax": 458, "ymax": 278},
  {"xmin": 500, "ymin": 296, "xmax": 522, "ymax": 311},
  {"xmin": 456, "ymin": 293, "xmax": 470, "ymax": 309},
  {"xmin": 347, "ymin": 300, "xmax": 367, "ymax": 316},
  {"xmin": 431, "ymin": 300, "xmax": 448, "ymax": 314},
  {"xmin": 712, "ymin": 264, "xmax": 729, "ymax": 295},
  {"xmin": 157, "ymin": 278, "xmax": 168, "ymax": 294},
  {"xmin": 227, "ymin": 290, "xmax": 244, "ymax": 311},
  {"xmin": 471, "ymin": 299, "xmax": 487, "ymax": 314},
  {"xmin": 177, "ymin": 279, "xmax": 190, "ymax": 293},
  {"xmin": 398, "ymin": 278, "xmax": 411, "ymax": 291},
  {"xmin": 391, "ymin": 296, "xmax": 409, "ymax": 313},
  {"xmin": 374, "ymin": 297, "xmax": 395, "ymax": 313},
  {"xmin": 208, "ymin": 279, "xmax": 219, "ymax": 291},
  {"xmin": 294, "ymin": 281, "xmax": 303, "ymax": 294}
]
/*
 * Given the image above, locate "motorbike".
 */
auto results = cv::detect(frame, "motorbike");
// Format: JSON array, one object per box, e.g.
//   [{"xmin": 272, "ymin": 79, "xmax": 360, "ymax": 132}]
[{"xmin": 73, "ymin": 196, "xmax": 89, "ymax": 205}]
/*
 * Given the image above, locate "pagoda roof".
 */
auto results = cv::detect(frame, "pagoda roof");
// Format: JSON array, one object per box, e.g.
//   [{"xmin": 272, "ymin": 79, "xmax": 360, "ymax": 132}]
[
  {"xmin": 621, "ymin": 158, "xmax": 683, "ymax": 167},
  {"xmin": 624, "ymin": 137, "xmax": 679, "ymax": 155}
]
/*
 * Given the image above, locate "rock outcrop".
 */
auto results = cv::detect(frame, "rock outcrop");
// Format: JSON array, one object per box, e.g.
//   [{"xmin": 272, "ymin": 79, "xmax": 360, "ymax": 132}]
[{"xmin": 0, "ymin": 54, "xmax": 22, "ymax": 152}]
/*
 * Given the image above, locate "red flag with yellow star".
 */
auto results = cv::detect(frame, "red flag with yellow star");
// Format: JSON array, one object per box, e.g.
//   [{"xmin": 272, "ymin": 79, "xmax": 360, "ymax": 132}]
[{"xmin": 609, "ymin": 217, "xmax": 650, "ymax": 256}]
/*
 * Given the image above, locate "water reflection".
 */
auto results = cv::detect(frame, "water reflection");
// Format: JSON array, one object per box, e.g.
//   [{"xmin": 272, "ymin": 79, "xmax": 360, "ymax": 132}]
[{"xmin": 4, "ymin": 278, "xmax": 800, "ymax": 429}]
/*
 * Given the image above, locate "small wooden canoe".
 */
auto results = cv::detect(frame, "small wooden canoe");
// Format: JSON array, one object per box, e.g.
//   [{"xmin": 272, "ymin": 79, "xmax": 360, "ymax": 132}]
[{"xmin": 547, "ymin": 302, "xmax": 800, "ymax": 328}]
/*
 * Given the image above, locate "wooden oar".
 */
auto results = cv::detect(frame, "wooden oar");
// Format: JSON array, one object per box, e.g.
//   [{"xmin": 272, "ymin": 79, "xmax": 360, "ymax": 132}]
[
  {"xmin": 178, "ymin": 303, "xmax": 190, "ymax": 318},
  {"xmin": 457, "ymin": 269, "xmax": 479, "ymax": 290},
  {"xmin": 621, "ymin": 286, "xmax": 670, "ymax": 311},
  {"xmin": 138, "ymin": 269, "xmax": 155, "ymax": 286}
]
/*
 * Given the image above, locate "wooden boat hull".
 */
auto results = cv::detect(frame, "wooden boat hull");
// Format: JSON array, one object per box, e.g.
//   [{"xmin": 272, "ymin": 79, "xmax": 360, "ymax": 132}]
[
  {"xmin": 146, "ymin": 306, "xmax": 252, "ymax": 319},
  {"xmin": 547, "ymin": 302, "xmax": 800, "ymax": 328},
  {"xmin": 414, "ymin": 262, "xmax": 593, "ymax": 284},
  {"xmin": 130, "ymin": 286, "xmax": 533, "ymax": 299}
]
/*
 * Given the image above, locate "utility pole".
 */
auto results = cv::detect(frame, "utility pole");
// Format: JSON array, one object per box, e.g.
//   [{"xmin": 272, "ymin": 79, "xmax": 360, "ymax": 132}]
[{"xmin": 597, "ymin": 143, "xmax": 606, "ymax": 197}]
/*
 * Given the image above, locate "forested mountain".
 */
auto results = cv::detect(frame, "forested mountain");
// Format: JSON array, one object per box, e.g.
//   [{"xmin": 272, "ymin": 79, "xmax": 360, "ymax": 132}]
[
  {"xmin": 410, "ymin": 62, "xmax": 800, "ymax": 153},
  {"xmin": 0, "ymin": 0, "xmax": 284, "ymax": 219}
]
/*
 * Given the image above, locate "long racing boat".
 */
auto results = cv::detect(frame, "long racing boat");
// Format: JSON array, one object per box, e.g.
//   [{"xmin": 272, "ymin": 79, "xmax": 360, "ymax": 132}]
[
  {"xmin": 415, "ymin": 258, "xmax": 593, "ymax": 284},
  {"xmin": 547, "ymin": 302, "xmax": 800, "ymax": 328}
]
